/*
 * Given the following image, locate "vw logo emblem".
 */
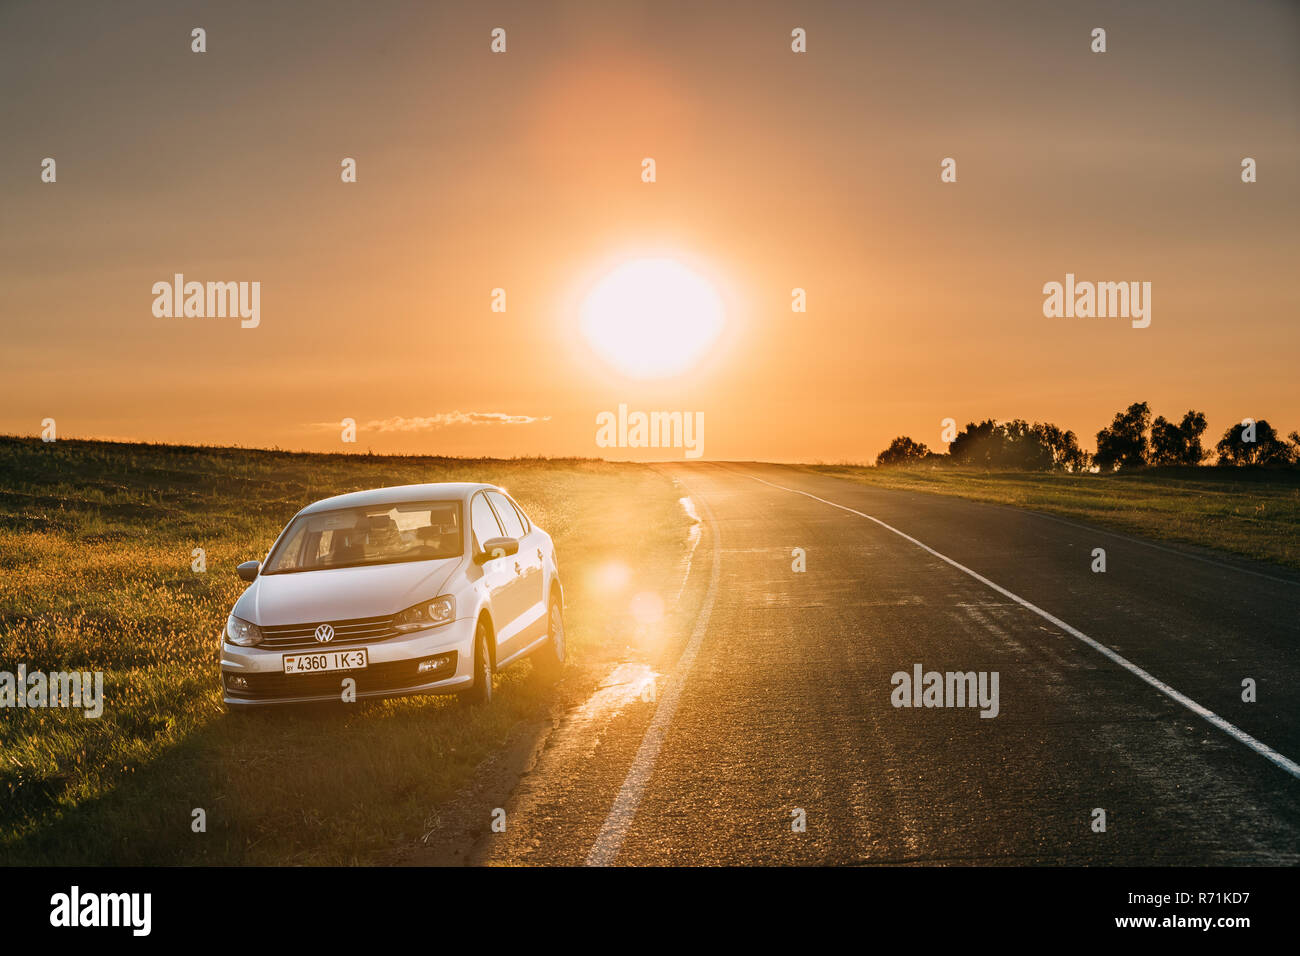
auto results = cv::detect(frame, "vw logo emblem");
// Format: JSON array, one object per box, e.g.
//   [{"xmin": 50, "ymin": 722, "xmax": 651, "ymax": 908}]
[{"xmin": 314, "ymin": 624, "xmax": 335, "ymax": 643}]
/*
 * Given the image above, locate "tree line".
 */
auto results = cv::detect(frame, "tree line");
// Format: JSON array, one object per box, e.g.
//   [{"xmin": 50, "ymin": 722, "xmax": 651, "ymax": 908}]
[{"xmin": 875, "ymin": 402, "xmax": 1300, "ymax": 471}]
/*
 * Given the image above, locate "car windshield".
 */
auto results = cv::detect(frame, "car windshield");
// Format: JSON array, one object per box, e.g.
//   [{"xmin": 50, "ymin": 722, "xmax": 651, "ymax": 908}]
[{"xmin": 261, "ymin": 500, "xmax": 463, "ymax": 574}]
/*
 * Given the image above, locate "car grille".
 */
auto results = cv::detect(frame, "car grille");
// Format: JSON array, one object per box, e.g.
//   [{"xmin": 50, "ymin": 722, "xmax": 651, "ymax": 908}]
[
  {"xmin": 224, "ymin": 654, "xmax": 457, "ymax": 701},
  {"xmin": 257, "ymin": 615, "xmax": 398, "ymax": 650}
]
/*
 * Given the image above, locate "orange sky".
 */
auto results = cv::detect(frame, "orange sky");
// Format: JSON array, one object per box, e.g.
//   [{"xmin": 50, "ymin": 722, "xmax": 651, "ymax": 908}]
[{"xmin": 2, "ymin": 0, "xmax": 1297, "ymax": 462}]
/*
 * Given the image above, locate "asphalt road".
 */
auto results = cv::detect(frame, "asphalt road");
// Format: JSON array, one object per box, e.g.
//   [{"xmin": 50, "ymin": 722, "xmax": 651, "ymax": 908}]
[{"xmin": 474, "ymin": 463, "xmax": 1300, "ymax": 865}]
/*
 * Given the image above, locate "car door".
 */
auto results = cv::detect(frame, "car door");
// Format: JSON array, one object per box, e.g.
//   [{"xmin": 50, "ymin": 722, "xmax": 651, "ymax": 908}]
[
  {"xmin": 487, "ymin": 491, "xmax": 545, "ymax": 651},
  {"xmin": 469, "ymin": 491, "xmax": 521, "ymax": 658}
]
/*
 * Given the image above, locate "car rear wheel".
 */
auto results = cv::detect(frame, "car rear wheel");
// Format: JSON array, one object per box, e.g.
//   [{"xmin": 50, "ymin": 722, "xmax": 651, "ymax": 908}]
[
  {"xmin": 460, "ymin": 621, "xmax": 493, "ymax": 706},
  {"xmin": 533, "ymin": 595, "xmax": 566, "ymax": 678}
]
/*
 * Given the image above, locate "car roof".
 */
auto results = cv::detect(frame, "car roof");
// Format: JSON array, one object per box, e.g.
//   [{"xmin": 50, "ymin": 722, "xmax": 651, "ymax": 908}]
[{"xmin": 298, "ymin": 483, "xmax": 500, "ymax": 515}]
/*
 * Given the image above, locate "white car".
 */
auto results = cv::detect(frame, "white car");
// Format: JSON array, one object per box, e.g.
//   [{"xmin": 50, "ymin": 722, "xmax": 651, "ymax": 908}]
[{"xmin": 221, "ymin": 483, "xmax": 564, "ymax": 707}]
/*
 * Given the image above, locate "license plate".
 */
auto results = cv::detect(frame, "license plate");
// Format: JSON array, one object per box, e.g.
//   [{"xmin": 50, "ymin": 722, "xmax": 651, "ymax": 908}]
[{"xmin": 283, "ymin": 649, "xmax": 369, "ymax": 674}]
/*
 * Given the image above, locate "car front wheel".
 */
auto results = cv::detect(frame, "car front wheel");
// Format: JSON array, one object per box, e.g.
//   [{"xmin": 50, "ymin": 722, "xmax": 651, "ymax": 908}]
[
  {"xmin": 533, "ymin": 595, "xmax": 566, "ymax": 678},
  {"xmin": 460, "ymin": 621, "xmax": 493, "ymax": 706}
]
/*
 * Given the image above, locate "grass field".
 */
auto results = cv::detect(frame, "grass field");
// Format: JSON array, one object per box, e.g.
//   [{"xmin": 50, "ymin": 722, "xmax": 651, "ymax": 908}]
[
  {"xmin": 805, "ymin": 463, "xmax": 1300, "ymax": 571},
  {"xmin": 0, "ymin": 437, "xmax": 690, "ymax": 864}
]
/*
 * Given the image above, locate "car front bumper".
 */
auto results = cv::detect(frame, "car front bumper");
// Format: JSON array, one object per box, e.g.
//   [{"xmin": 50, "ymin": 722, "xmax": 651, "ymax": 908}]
[{"xmin": 221, "ymin": 616, "xmax": 476, "ymax": 706}]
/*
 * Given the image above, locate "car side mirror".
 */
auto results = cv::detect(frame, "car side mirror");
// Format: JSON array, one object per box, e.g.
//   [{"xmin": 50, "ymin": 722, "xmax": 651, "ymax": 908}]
[
  {"xmin": 475, "ymin": 536, "xmax": 519, "ymax": 564},
  {"xmin": 236, "ymin": 560, "xmax": 261, "ymax": 582}
]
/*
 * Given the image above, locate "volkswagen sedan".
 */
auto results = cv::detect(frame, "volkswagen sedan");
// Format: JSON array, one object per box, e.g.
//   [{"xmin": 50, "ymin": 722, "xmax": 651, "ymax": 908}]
[{"xmin": 221, "ymin": 483, "xmax": 564, "ymax": 707}]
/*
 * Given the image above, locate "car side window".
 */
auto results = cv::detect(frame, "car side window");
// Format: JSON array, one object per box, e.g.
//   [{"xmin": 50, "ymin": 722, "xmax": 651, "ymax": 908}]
[
  {"xmin": 487, "ymin": 491, "xmax": 526, "ymax": 539},
  {"xmin": 470, "ymin": 493, "xmax": 503, "ymax": 551},
  {"xmin": 504, "ymin": 494, "xmax": 531, "ymax": 534}
]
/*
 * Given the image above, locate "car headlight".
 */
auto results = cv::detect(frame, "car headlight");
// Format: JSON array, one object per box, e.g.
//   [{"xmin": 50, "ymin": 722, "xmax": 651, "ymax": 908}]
[
  {"xmin": 394, "ymin": 595, "xmax": 456, "ymax": 632},
  {"xmin": 225, "ymin": 614, "xmax": 263, "ymax": 646}
]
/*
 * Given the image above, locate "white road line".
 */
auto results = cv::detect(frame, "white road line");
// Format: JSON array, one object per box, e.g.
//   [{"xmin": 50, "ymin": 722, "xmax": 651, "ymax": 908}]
[
  {"xmin": 585, "ymin": 489, "xmax": 723, "ymax": 866},
  {"xmin": 745, "ymin": 472, "xmax": 1300, "ymax": 781}
]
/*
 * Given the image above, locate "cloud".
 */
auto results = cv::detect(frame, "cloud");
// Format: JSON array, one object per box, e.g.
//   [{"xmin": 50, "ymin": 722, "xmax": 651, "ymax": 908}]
[{"xmin": 311, "ymin": 412, "xmax": 550, "ymax": 433}]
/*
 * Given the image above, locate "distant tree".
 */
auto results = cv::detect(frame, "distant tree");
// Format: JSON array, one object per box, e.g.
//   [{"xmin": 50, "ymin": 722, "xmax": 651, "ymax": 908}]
[
  {"xmin": 998, "ymin": 419, "xmax": 1052, "ymax": 470},
  {"xmin": 1094, "ymin": 402, "xmax": 1151, "ymax": 471},
  {"xmin": 1289, "ymin": 431, "xmax": 1300, "ymax": 464},
  {"xmin": 1215, "ymin": 419, "xmax": 1292, "ymax": 465},
  {"xmin": 1150, "ymin": 410, "xmax": 1208, "ymax": 466},
  {"xmin": 948, "ymin": 419, "xmax": 1002, "ymax": 467},
  {"xmin": 947, "ymin": 419, "xmax": 1086, "ymax": 471},
  {"xmin": 876, "ymin": 435, "xmax": 930, "ymax": 466},
  {"xmin": 1030, "ymin": 422, "xmax": 1091, "ymax": 472},
  {"xmin": 1149, "ymin": 416, "xmax": 1178, "ymax": 464}
]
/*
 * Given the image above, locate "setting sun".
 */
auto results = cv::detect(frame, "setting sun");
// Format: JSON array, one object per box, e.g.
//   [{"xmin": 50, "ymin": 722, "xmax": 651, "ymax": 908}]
[{"xmin": 579, "ymin": 258, "xmax": 725, "ymax": 379}]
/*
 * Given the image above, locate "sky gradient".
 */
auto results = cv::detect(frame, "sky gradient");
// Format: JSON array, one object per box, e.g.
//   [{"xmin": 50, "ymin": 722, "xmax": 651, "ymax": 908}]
[{"xmin": 2, "ymin": 0, "xmax": 1297, "ymax": 461}]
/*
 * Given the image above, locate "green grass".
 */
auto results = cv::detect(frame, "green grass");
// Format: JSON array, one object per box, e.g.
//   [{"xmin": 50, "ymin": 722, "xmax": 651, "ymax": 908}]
[
  {"xmin": 804, "ymin": 463, "xmax": 1300, "ymax": 571},
  {"xmin": 0, "ymin": 437, "xmax": 689, "ymax": 864}
]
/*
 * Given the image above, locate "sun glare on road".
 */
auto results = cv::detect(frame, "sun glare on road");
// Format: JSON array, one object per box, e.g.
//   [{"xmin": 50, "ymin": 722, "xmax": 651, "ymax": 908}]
[
  {"xmin": 630, "ymin": 591, "xmax": 665, "ymax": 626},
  {"xmin": 580, "ymin": 258, "xmax": 725, "ymax": 379},
  {"xmin": 591, "ymin": 560, "xmax": 632, "ymax": 594}
]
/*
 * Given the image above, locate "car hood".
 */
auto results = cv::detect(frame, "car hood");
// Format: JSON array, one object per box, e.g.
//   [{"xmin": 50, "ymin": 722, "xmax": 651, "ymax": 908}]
[{"xmin": 235, "ymin": 558, "xmax": 463, "ymax": 625}]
